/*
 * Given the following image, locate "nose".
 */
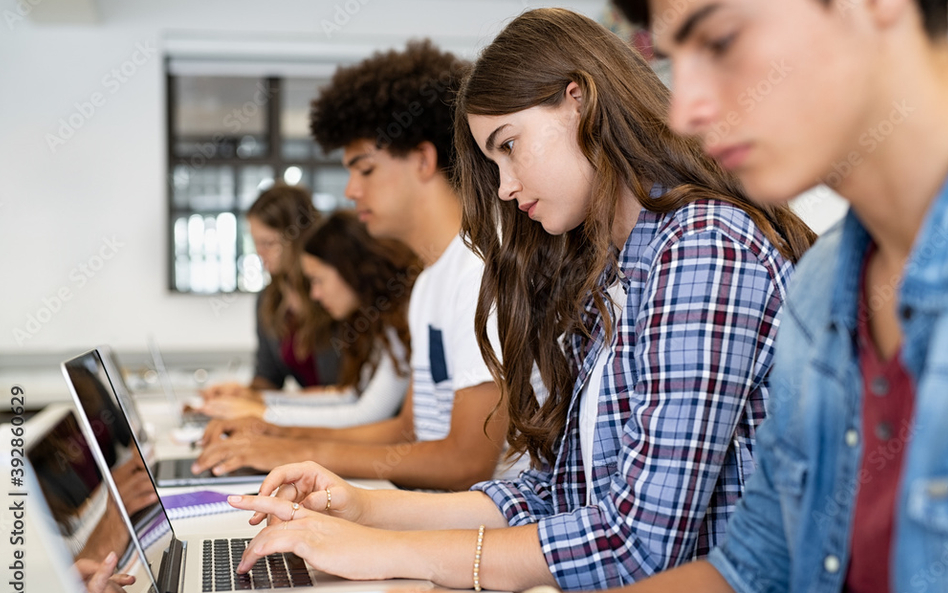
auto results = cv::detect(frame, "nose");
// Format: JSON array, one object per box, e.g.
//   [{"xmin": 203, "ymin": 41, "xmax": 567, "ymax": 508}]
[
  {"xmin": 258, "ymin": 252, "xmax": 274, "ymax": 273},
  {"xmin": 667, "ymin": 60, "xmax": 719, "ymax": 140},
  {"xmin": 344, "ymin": 173, "xmax": 360, "ymax": 201},
  {"xmin": 496, "ymin": 166, "xmax": 521, "ymax": 202}
]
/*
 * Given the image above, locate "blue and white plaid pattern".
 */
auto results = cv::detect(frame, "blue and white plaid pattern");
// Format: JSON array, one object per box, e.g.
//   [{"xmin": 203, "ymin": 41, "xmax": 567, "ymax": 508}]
[{"xmin": 473, "ymin": 199, "xmax": 795, "ymax": 590}]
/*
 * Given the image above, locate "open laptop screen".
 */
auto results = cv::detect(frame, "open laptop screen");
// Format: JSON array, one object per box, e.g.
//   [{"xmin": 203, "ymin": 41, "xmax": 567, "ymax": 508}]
[
  {"xmin": 98, "ymin": 344, "xmax": 149, "ymax": 445},
  {"xmin": 27, "ymin": 408, "xmax": 154, "ymax": 592},
  {"xmin": 63, "ymin": 349, "xmax": 177, "ymax": 584}
]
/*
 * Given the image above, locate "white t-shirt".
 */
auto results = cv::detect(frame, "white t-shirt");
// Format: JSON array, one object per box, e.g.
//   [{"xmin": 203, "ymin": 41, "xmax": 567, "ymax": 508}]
[
  {"xmin": 409, "ymin": 234, "xmax": 495, "ymax": 439},
  {"xmin": 262, "ymin": 327, "xmax": 409, "ymax": 428},
  {"xmin": 408, "ymin": 235, "xmax": 527, "ymax": 480},
  {"xmin": 579, "ymin": 282, "xmax": 626, "ymax": 505}
]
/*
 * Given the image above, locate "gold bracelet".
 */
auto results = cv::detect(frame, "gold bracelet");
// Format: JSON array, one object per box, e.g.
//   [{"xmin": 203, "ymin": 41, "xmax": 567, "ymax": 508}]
[{"xmin": 473, "ymin": 525, "xmax": 485, "ymax": 592}]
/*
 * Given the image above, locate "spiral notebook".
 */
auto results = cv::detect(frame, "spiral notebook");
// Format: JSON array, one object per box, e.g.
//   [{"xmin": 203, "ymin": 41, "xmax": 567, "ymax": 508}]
[{"xmin": 161, "ymin": 490, "xmax": 239, "ymax": 520}]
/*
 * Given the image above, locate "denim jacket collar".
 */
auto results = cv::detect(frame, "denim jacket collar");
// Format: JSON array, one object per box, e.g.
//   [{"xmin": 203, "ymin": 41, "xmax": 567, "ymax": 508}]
[
  {"xmin": 827, "ymin": 212, "xmax": 871, "ymax": 334},
  {"xmin": 900, "ymin": 176, "xmax": 948, "ymax": 313},
  {"xmin": 828, "ymin": 176, "xmax": 948, "ymax": 334}
]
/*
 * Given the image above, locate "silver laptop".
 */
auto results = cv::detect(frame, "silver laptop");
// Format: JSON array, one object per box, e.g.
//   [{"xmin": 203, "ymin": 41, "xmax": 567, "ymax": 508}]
[
  {"xmin": 148, "ymin": 336, "xmax": 212, "ymax": 427},
  {"xmin": 98, "ymin": 344, "xmax": 149, "ymax": 443},
  {"xmin": 64, "ymin": 361, "xmax": 433, "ymax": 592},
  {"xmin": 24, "ymin": 405, "xmax": 156, "ymax": 592},
  {"xmin": 64, "ymin": 348, "xmax": 264, "ymax": 487}
]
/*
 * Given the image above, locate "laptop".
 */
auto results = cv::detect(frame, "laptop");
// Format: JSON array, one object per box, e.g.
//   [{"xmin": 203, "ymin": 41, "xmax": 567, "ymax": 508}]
[
  {"xmin": 64, "ymin": 348, "xmax": 264, "ymax": 487},
  {"xmin": 23, "ymin": 405, "xmax": 156, "ymax": 592},
  {"xmin": 148, "ymin": 336, "xmax": 212, "ymax": 427},
  {"xmin": 62, "ymin": 360, "xmax": 434, "ymax": 593},
  {"xmin": 98, "ymin": 344, "xmax": 150, "ymax": 443}
]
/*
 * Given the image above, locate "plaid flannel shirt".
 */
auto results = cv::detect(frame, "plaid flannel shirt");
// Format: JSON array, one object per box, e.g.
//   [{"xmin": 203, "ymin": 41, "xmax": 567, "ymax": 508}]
[{"xmin": 472, "ymin": 199, "xmax": 795, "ymax": 590}]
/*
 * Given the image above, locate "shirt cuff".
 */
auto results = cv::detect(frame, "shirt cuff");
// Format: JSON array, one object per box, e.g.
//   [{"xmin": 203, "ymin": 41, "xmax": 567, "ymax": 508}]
[
  {"xmin": 536, "ymin": 510, "xmax": 620, "ymax": 590},
  {"xmin": 470, "ymin": 479, "xmax": 540, "ymax": 526},
  {"xmin": 707, "ymin": 546, "xmax": 758, "ymax": 593}
]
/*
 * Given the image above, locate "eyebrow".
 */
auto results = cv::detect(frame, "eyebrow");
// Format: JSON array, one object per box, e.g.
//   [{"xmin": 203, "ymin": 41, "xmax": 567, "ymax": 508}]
[
  {"xmin": 673, "ymin": 3, "xmax": 723, "ymax": 44},
  {"xmin": 484, "ymin": 124, "xmax": 510, "ymax": 153},
  {"xmin": 344, "ymin": 153, "xmax": 370, "ymax": 168}
]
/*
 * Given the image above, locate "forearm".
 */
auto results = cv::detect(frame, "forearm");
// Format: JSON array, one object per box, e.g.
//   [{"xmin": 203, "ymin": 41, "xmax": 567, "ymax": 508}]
[
  {"xmin": 266, "ymin": 374, "xmax": 405, "ymax": 428},
  {"xmin": 314, "ymin": 436, "xmax": 500, "ymax": 491},
  {"xmin": 361, "ymin": 490, "xmax": 507, "ymax": 530},
  {"xmin": 266, "ymin": 386, "xmax": 357, "ymax": 406},
  {"xmin": 282, "ymin": 414, "xmax": 411, "ymax": 444},
  {"xmin": 378, "ymin": 523, "xmax": 555, "ymax": 591},
  {"xmin": 250, "ymin": 376, "xmax": 278, "ymax": 390},
  {"xmin": 619, "ymin": 560, "xmax": 733, "ymax": 593}
]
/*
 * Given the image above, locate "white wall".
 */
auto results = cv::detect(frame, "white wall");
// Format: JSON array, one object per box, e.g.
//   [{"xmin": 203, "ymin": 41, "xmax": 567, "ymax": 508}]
[
  {"xmin": 0, "ymin": 0, "xmax": 847, "ymax": 356},
  {"xmin": 0, "ymin": 0, "xmax": 607, "ymax": 354}
]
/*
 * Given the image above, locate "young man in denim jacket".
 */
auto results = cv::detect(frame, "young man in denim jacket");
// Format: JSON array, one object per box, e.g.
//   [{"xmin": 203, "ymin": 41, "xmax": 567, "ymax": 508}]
[{"xmin": 592, "ymin": 0, "xmax": 948, "ymax": 591}]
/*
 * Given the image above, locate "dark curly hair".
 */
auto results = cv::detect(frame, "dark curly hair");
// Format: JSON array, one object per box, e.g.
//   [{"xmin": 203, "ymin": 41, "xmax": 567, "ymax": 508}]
[
  {"xmin": 613, "ymin": 0, "xmax": 947, "ymax": 39},
  {"xmin": 309, "ymin": 39, "xmax": 470, "ymax": 173}
]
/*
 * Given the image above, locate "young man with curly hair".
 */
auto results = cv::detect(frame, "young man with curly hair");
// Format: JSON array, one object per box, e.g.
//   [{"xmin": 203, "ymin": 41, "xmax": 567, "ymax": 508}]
[
  {"xmin": 195, "ymin": 40, "xmax": 521, "ymax": 491},
  {"xmin": 571, "ymin": 0, "xmax": 948, "ymax": 591}
]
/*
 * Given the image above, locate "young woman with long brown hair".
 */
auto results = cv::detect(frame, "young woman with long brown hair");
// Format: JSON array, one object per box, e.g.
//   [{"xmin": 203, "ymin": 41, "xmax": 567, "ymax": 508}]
[
  {"xmin": 198, "ymin": 210, "xmax": 419, "ymax": 428},
  {"xmin": 201, "ymin": 183, "xmax": 339, "ymax": 399},
  {"xmin": 220, "ymin": 8, "xmax": 816, "ymax": 591}
]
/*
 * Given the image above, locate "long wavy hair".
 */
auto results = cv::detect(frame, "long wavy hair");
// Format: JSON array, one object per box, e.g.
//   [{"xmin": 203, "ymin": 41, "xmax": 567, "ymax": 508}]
[
  {"xmin": 303, "ymin": 211, "xmax": 420, "ymax": 389},
  {"xmin": 455, "ymin": 8, "xmax": 817, "ymax": 466},
  {"xmin": 248, "ymin": 183, "xmax": 332, "ymax": 361}
]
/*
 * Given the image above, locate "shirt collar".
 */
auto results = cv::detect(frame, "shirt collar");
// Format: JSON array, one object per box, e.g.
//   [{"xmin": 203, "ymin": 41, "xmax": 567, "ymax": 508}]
[
  {"xmin": 828, "ymin": 210, "xmax": 871, "ymax": 332},
  {"xmin": 900, "ymin": 175, "xmax": 948, "ymax": 311},
  {"xmin": 616, "ymin": 185, "xmax": 668, "ymax": 289},
  {"xmin": 830, "ymin": 174, "xmax": 948, "ymax": 329}
]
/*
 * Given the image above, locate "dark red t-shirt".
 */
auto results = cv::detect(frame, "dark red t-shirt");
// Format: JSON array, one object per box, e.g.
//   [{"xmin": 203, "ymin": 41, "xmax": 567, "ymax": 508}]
[
  {"xmin": 845, "ymin": 245, "xmax": 916, "ymax": 593},
  {"xmin": 280, "ymin": 316, "xmax": 319, "ymax": 387}
]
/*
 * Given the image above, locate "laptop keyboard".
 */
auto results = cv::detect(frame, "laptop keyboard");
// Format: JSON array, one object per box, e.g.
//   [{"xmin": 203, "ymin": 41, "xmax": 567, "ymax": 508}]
[
  {"xmin": 177, "ymin": 458, "xmax": 206, "ymax": 477},
  {"xmin": 203, "ymin": 538, "xmax": 314, "ymax": 590}
]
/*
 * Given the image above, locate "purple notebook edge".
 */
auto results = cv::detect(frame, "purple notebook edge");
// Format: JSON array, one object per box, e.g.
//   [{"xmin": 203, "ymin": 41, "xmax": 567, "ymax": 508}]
[{"xmin": 160, "ymin": 489, "xmax": 231, "ymax": 510}]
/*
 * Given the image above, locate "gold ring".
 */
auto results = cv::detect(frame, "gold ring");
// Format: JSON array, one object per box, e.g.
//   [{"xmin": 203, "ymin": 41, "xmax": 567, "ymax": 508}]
[
  {"xmin": 325, "ymin": 488, "xmax": 332, "ymax": 512},
  {"xmin": 289, "ymin": 502, "xmax": 299, "ymax": 521},
  {"xmin": 282, "ymin": 521, "xmax": 288, "ymax": 530}
]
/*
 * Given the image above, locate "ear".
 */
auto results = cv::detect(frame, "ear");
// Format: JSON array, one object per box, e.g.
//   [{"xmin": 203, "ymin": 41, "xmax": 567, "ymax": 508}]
[
  {"xmin": 564, "ymin": 81, "xmax": 583, "ymax": 112},
  {"xmin": 864, "ymin": 0, "xmax": 915, "ymax": 31},
  {"xmin": 413, "ymin": 140, "xmax": 441, "ymax": 181}
]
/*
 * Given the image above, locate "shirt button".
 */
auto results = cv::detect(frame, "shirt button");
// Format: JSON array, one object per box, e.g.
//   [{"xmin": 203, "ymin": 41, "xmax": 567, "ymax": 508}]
[
  {"xmin": 870, "ymin": 376, "xmax": 890, "ymax": 396},
  {"xmin": 845, "ymin": 429, "xmax": 859, "ymax": 448},
  {"xmin": 875, "ymin": 422, "xmax": 893, "ymax": 441},
  {"xmin": 824, "ymin": 555, "xmax": 841, "ymax": 574},
  {"xmin": 928, "ymin": 479, "xmax": 948, "ymax": 499}
]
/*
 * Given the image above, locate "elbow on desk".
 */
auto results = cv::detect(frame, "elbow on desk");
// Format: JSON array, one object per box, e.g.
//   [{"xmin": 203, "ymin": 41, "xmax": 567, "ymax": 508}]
[
  {"xmin": 443, "ymin": 459, "xmax": 497, "ymax": 492},
  {"xmin": 390, "ymin": 450, "xmax": 499, "ymax": 492}
]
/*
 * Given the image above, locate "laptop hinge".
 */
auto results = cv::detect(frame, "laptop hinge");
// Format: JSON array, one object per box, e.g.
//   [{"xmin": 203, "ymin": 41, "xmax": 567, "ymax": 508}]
[{"xmin": 156, "ymin": 536, "xmax": 186, "ymax": 593}]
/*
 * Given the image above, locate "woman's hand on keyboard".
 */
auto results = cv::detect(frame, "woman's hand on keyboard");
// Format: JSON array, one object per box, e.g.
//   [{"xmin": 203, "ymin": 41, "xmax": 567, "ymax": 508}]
[
  {"xmin": 229, "ymin": 502, "xmax": 399, "ymax": 580},
  {"xmin": 199, "ymin": 397, "xmax": 267, "ymax": 420},
  {"xmin": 200, "ymin": 416, "xmax": 278, "ymax": 446}
]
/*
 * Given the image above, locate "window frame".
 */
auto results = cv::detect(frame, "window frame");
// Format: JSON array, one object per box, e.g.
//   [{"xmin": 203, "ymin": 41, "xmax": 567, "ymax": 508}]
[{"xmin": 164, "ymin": 66, "xmax": 345, "ymax": 294}]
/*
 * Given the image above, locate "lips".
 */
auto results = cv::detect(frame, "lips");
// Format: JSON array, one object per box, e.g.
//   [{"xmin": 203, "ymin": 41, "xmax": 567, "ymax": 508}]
[
  {"xmin": 707, "ymin": 144, "xmax": 752, "ymax": 172},
  {"xmin": 518, "ymin": 201, "xmax": 538, "ymax": 218}
]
